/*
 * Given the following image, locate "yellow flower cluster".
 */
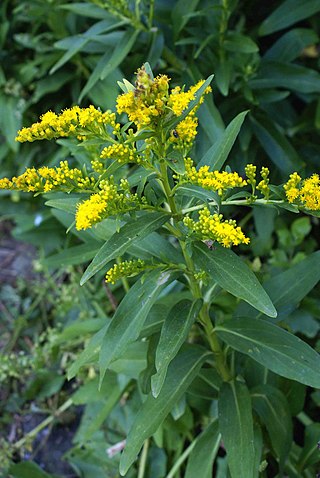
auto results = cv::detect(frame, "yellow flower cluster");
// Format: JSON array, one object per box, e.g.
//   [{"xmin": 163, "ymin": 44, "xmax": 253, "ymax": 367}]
[
  {"xmin": 284, "ymin": 173, "xmax": 320, "ymax": 210},
  {"xmin": 75, "ymin": 179, "xmax": 139, "ymax": 230},
  {"xmin": 0, "ymin": 161, "xmax": 94, "ymax": 193},
  {"xmin": 100, "ymin": 143, "xmax": 142, "ymax": 164},
  {"xmin": 105, "ymin": 259, "xmax": 146, "ymax": 284},
  {"xmin": 16, "ymin": 106, "xmax": 116, "ymax": 143},
  {"xmin": 170, "ymin": 115, "xmax": 199, "ymax": 150},
  {"xmin": 185, "ymin": 158, "xmax": 247, "ymax": 196},
  {"xmin": 116, "ymin": 67, "xmax": 169, "ymax": 129},
  {"xmin": 184, "ymin": 207, "xmax": 250, "ymax": 248},
  {"xmin": 167, "ymin": 81, "xmax": 210, "ymax": 116}
]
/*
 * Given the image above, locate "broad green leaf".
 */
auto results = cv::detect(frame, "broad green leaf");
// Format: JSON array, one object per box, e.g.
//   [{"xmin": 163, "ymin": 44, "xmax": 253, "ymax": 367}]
[
  {"xmin": 185, "ymin": 420, "xmax": 221, "ymax": 478},
  {"xmin": 250, "ymin": 61, "xmax": 320, "ymax": 94},
  {"xmin": 119, "ymin": 345, "xmax": 211, "ymax": 475},
  {"xmin": 164, "ymin": 75, "xmax": 214, "ymax": 132},
  {"xmin": 171, "ymin": 0, "xmax": 201, "ymax": 37},
  {"xmin": 218, "ymin": 381, "xmax": 255, "ymax": 478},
  {"xmin": 99, "ymin": 270, "xmax": 175, "ymax": 385},
  {"xmin": 60, "ymin": 2, "xmax": 116, "ymax": 19},
  {"xmin": 215, "ymin": 317, "xmax": 320, "ymax": 388},
  {"xmin": 250, "ymin": 115, "xmax": 302, "ymax": 174},
  {"xmin": 175, "ymin": 184, "xmax": 220, "ymax": 206},
  {"xmin": 129, "ymin": 231, "xmax": 184, "ymax": 264},
  {"xmin": 44, "ymin": 242, "xmax": 100, "ymax": 267},
  {"xmin": 80, "ymin": 212, "xmax": 169, "ymax": 285},
  {"xmin": 224, "ymin": 32, "xmax": 259, "ymax": 53},
  {"xmin": 79, "ymin": 29, "xmax": 139, "ymax": 101},
  {"xmin": 264, "ymin": 28, "xmax": 318, "ymax": 62},
  {"xmin": 236, "ymin": 251, "xmax": 320, "ymax": 318},
  {"xmin": 198, "ymin": 111, "xmax": 248, "ymax": 170},
  {"xmin": 197, "ymin": 94, "xmax": 225, "ymax": 144},
  {"xmin": 193, "ymin": 242, "xmax": 277, "ymax": 318},
  {"xmin": 259, "ymin": 0, "xmax": 320, "ymax": 36},
  {"xmin": 151, "ymin": 299, "xmax": 202, "ymax": 397},
  {"xmin": 251, "ymin": 384, "xmax": 292, "ymax": 465},
  {"xmin": 215, "ymin": 59, "xmax": 231, "ymax": 96}
]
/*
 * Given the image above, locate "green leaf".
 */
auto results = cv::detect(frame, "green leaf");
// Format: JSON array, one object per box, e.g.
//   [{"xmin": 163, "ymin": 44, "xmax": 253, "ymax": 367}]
[
  {"xmin": 298, "ymin": 423, "xmax": 320, "ymax": 469},
  {"xmin": 193, "ymin": 242, "xmax": 277, "ymax": 318},
  {"xmin": 9, "ymin": 462, "xmax": 53, "ymax": 478},
  {"xmin": 198, "ymin": 111, "xmax": 248, "ymax": 170},
  {"xmin": 171, "ymin": 0, "xmax": 201, "ymax": 37},
  {"xmin": 99, "ymin": 270, "xmax": 175, "ymax": 385},
  {"xmin": 215, "ymin": 317, "xmax": 320, "ymax": 387},
  {"xmin": 45, "ymin": 196, "xmax": 82, "ymax": 214},
  {"xmin": 79, "ymin": 29, "xmax": 139, "ymax": 102},
  {"xmin": 175, "ymin": 184, "xmax": 220, "ymax": 207},
  {"xmin": 218, "ymin": 381, "xmax": 255, "ymax": 478},
  {"xmin": 80, "ymin": 212, "xmax": 169, "ymax": 285},
  {"xmin": 44, "ymin": 242, "xmax": 100, "ymax": 267},
  {"xmin": 225, "ymin": 33, "xmax": 259, "ymax": 53},
  {"xmin": 185, "ymin": 420, "xmax": 221, "ymax": 478},
  {"xmin": 264, "ymin": 28, "xmax": 318, "ymax": 62},
  {"xmin": 259, "ymin": 0, "xmax": 320, "ymax": 36},
  {"xmin": 119, "ymin": 345, "xmax": 211, "ymax": 475},
  {"xmin": 251, "ymin": 384, "xmax": 292, "ymax": 465},
  {"xmin": 249, "ymin": 61, "xmax": 320, "ymax": 94},
  {"xmin": 250, "ymin": 114, "xmax": 302, "ymax": 174},
  {"xmin": 151, "ymin": 299, "xmax": 202, "ymax": 397},
  {"xmin": 236, "ymin": 251, "xmax": 320, "ymax": 318},
  {"xmin": 60, "ymin": 2, "xmax": 115, "ymax": 19}
]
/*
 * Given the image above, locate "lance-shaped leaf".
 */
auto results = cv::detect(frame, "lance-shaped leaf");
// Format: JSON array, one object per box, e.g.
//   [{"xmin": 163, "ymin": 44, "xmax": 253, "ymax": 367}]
[
  {"xmin": 198, "ymin": 110, "xmax": 248, "ymax": 170},
  {"xmin": 99, "ymin": 270, "xmax": 175, "ymax": 386},
  {"xmin": 80, "ymin": 212, "xmax": 169, "ymax": 285},
  {"xmin": 251, "ymin": 384, "xmax": 292, "ymax": 466},
  {"xmin": 185, "ymin": 420, "xmax": 221, "ymax": 478},
  {"xmin": 119, "ymin": 345, "xmax": 211, "ymax": 475},
  {"xmin": 218, "ymin": 381, "xmax": 255, "ymax": 478},
  {"xmin": 193, "ymin": 242, "xmax": 277, "ymax": 318},
  {"xmin": 216, "ymin": 318, "xmax": 320, "ymax": 388},
  {"xmin": 151, "ymin": 299, "xmax": 202, "ymax": 397}
]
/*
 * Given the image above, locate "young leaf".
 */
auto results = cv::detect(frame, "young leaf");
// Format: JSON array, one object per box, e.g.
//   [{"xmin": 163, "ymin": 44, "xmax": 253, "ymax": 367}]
[
  {"xmin": 215, "ymin": 317, "xmax": 320, "ymax": 387},
  {"xmin": 193, "ymin": 242, "xmax": 277, "ymax": 318},
  {"xmin": 151, "ymin": 299, "xmax": 202, "ymax": 397},
  {"xmin": 80, "ymin": 212, "xmax": 169, "ymax": 285},
  {"xmin": 185, "ymin": 420, "xmax": 221, "ymax": 478},
  {"xmin": 251, "ymin": 384, "xmax": 292, "ymax": 466},
  {"xmin": 119, "ymin": 345, "xmax": 211, "ymax": 475},
  {"xmin": 218, "ymin": 381, "xmax": 255, "ymax": 478},
  {"xmin": 197, "ymin": 111, "xmax": 248, "ymax": 170},
  {"xmin": 99, "ymin": 270, "xmax": 175, "ymax": 385}
]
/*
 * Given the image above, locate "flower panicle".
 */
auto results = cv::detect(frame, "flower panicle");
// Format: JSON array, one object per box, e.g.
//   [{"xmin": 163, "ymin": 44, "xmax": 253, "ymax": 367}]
[
  {"xmin": 16, "ymin": 106, "xmax": 116, "ymax": 143},
  {"xmin": 184, "ymin": 158, "xmax": 247, "ymax": 196},
  {"xmin": 184, "ymin": 207, "xmax": 250, "ymax": 248},
  {"xmin": 284, "ymin": 172, "xmax": 320, "ymax": 211}
]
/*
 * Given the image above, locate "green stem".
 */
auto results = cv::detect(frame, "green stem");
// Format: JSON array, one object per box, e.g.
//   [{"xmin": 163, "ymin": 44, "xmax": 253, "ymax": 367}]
[
  {"xmin": 13, "ymin": 398, "xmax": 73, "ymax": 449},
  {"xmin": 165, "ymin": 440, "xmax": 196, "ymax": 478},
  {"xmin": 138, "ymin": 438, "xmax": 149, "ymax": 478},
  {"xmin": 182, "ymin": 198, "xmax": 286, "ymax": 214},
  {"xmin": 158, "ymin": 160, "xmax": 232, "ymax": 382}
]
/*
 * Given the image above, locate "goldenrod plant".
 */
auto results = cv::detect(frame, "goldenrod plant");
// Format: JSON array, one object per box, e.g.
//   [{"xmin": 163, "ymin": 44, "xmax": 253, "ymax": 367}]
[{"xmin": 2, "ymin": 64, "xmax": 320, "ymax": 477}]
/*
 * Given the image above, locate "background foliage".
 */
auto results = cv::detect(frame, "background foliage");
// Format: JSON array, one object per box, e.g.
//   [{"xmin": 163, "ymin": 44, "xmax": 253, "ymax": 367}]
[{"xmin": 0, "ymin": 0, "xmax": 320, "ymax": 477}]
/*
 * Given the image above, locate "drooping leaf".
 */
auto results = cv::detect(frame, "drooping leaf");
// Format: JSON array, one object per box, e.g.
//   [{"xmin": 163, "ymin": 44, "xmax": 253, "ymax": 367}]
[
  {"xmin": 264, "ymin": 28, "xmax": 319, "ymax": 62},
  {"xmin": 298, "ymin": 423, "xmax": 320, "ymax": 470},
  {"xmin": 198, "ymin": 111, "xmax": 248, "ymax": 170},
  {"xmin": 193, "ymin": 242, "xmax": 277, "ymax": 318},
  {"xmin": 44, "ymin": 242, "xmax": 100, "ymax": 267},
  {"xmin": 119, "ymin": 345, "xmax": 211, "ymax": 475},
  {"xmin": 151, "ymin": 299, "xmax": 202, "ymax": 397},
  {"xmin": 185, "ymin": 420, "xmax": 221, "ymax": 478},
  {"xmin": 218, "ymin": 381, "xmax": 255, "ymax": 478},
  {"xmin": 216, "ymin": 317, "xmax": 320, "ymax": 387},
  {"xmin": 80, "ymin": 212, "xmax": 169, "ymax": 285},
  {"xmin": 99, "ymin": 270, "xmax": 175, "ymax": 385}
]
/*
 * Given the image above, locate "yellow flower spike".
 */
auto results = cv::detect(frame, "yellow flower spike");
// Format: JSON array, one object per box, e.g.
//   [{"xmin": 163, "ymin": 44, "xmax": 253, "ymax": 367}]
[
  {"xmin": 183, "ymin": 207, "xmax": 250, "ymax": 248},
  {"xmin": 184, "ymin": 158, "xmax": 246, "ymax": 195},
  {"xmin": 100, "ymin": 143, "xmax": 142, "ymax": 164},
  {"xmin": 283, "ymin": 172, "xmax": 301, "ymax": 203}
]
